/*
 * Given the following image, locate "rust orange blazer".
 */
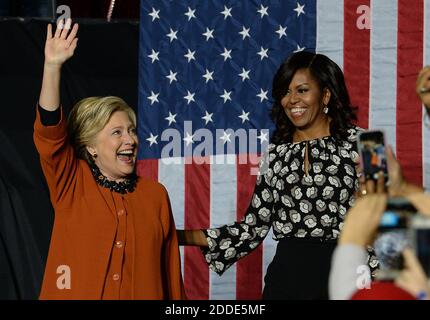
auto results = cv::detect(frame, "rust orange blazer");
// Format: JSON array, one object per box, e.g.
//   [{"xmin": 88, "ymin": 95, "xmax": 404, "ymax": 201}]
[{"xmin": 33, "ymin": 108, "xmax": 186, "ymax": 299}]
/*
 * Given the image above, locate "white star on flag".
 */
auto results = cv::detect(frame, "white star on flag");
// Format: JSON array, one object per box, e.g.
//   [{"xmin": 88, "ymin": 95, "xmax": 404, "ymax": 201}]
[
  {"xmin": 220, "ymin": 90, "xmax": 232, "ymax": 103},
  {"xmin": 166, "ymin": 70, "xmax": 178, "ymax": 84},
  {"xmin": 257, "ymin": 131, "xmax": 269, "ymax": 143},
  {"xmin": 183, "ymin": 132, "xmax": 194, "ymax": 146},
  {"xmin": 275, "ymin": 25, "xmax": 287, "ymax": 39},
  {"xmin": 220, "ymin": 48, "xmax": 232, "ymax": 61},
  {"xmin": 257, "ymin": 89, "xmax": 268, "ymax": 102},
  {"xmin": 202, "ymin": 111, "xmax": 214, "ymax": 125},
  {"xmin": 184, "ymin": 7, "xmax": 196, "ymax": 20},
  {"xmin": 202, "ymin": 28, "xmax": 214, "ymax": 41},
  {"xmin": 257, "ymin": 4, "xmax": 269, "ymax": 18},
  {"xmin": 166, "ymin": 28, "xmax": 178, "ymax": 42},
  {"xmin": 147, "ymin": 91, "xmax": 159, "ymax": 105},
  {"xmin": 239, "ymin": 26, "xmax": 251, "ymax": 40},
  {"xmin": 165, "ymin": 112, "xmax": 177, "ymax": 125},
  {"xmin": 238, "ymin": 110, "xmax": 250, "ymax": 123},
  {"xmin": 238, "ymin": 68, "xmax": 250, "ymax": 81},
  {"xmin": 257, "ymin": 47, "xmax": 269, "ymax": 60},
  {"xmin": 184, "ymin": 49, "xmax": 196, "ymax": 62},
  {"xmin": 184, "ymin": 90, "xmax": 196, "ymax": 104},
  {"xmin": 219, "ymin": 131, "xmax": 232, "ymax": 144},
  {"xmin": 148, "ymin": 8, "xmax": 160, "ymax": 21},
  {"xmin": 202, "ymin": 69, "xmax": 214, "ymax": 83},
  {"xmin": 148, "ymin": 49, "xmax": 160, "ymax": 63},
  {"xmin": 294, "ymin": 45, "xmax": 305, "ymax": 52},
  {"xmin": 294, "ymin": 3, "xmax": 305, "ymax": 17},
  {"xmin": 221, "ymin": 6, "xmax": 232, "ymax": 19},
  {"xmin": 146, "ymin": 133, "xmax": 158, "ymax": 146}
]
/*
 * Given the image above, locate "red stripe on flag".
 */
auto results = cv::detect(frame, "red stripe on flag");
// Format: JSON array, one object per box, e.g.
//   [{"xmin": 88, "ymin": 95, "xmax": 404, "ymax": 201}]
[
  {"xmin": 184, "ymin": 157, "xmax": 210, "ymax": 299},
  {"xmin": 136, "ymin": 159, "xmax": 158, "ymax": 181},
  {"xmin": 343, "ymin": 0, "xmax": 371, "ymax": 128},
  {"xmin": 236, "ymin": 154, "xmax": 262, "ymax": 300},
  {"xmin": 396, "ymin": 0, "xmax": 423, "ymax": 186}
]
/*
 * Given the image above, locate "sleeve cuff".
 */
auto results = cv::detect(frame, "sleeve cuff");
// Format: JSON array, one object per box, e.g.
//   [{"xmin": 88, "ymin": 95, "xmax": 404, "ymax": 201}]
[
  {"xmin": 38, "ymin": 105, "xmax": 61, "ymax": 126},
  {"xmin": 34, "ymin": 104, "xmax": 67, "ymax": 141}
]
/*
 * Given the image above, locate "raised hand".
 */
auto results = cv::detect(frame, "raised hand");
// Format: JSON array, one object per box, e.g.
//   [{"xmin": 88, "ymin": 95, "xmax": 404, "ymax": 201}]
[
  {"xmin": 339, "ymin": 194, "xmax": 387, "ymax": 247},
  {"xmin": 416, "ymin": 66, "xmax": 430, "ymax": 109},
  {"xmin": 44, "ymin": 19, "xmax": 79, "ymax": 67},
  {"xmin": 395, "ymin": 248, "xmax": 430, "ymax": 300}
]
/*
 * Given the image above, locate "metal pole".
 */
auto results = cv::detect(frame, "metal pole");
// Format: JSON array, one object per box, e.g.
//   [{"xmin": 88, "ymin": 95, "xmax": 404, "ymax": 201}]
[{"xmin": 51, "ymin": 0, "xmax": 56, "ymax": 20}]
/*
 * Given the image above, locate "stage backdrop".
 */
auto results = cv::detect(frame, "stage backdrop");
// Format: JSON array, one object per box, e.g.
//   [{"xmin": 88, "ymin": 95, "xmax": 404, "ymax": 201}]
[
  {"xmin": 137, "ymin": 0, "xmax": 430, "ymax": 300},
  {"xmin": 0, "ymin": 19, "xmax": 138, "ymax": 299}
]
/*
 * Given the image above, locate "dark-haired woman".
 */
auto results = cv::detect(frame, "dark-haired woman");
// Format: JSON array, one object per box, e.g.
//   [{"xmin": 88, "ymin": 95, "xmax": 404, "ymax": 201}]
[{"xmin": 178, "ymin": 51, "xmax": 375, "ymax": 299}]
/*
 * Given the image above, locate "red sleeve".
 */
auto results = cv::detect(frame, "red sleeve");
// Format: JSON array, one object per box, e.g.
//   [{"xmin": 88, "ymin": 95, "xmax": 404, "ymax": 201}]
[{"xmin": 33, "ymin": 105, "xmax": 78, "ymax": 209}]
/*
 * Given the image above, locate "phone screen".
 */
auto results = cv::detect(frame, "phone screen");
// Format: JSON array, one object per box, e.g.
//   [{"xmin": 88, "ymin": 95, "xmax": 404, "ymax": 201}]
[
  {"xmin": 415, "ymin": 229, "xmax": 430, "ymax": 277},
  {"xmin": 357, "ymin": 131, "xmax": 388, "ymax": 182},
  {"xmin": 378, "ymin": 197, "xmax": 417, "ymax": 231},
  {"xmin": 374, "ymin": 198, "xmax": 417, "ymax": 280}
]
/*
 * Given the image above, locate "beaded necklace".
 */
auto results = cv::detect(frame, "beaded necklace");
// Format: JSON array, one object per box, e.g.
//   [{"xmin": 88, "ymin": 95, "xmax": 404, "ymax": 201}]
[{"xmin": 89, "ymin": 162, "xmax": 137, "ymax": 194}]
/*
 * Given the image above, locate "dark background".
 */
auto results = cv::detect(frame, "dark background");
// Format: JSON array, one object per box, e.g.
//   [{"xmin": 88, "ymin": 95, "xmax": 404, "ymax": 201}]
[{"xmin": 0, "ymin": 1, "xmax": 139, "ymax": 299}]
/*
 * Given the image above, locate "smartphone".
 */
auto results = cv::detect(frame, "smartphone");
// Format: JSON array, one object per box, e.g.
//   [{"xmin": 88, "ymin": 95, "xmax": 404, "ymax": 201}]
[
  {"xmin": 410, "ymin": 215, "xmax": 430, "ymax": 277},
  {"xmin": 374, "ymin": 198, "xmax": 417, "ymax": 280},
  {"xmin": 378, "ymin": 197, "xmax": 417, "ymax": 231},
  {"xmin": 357, "ymin": 130, "xmax": 389, "ymax": 184}
]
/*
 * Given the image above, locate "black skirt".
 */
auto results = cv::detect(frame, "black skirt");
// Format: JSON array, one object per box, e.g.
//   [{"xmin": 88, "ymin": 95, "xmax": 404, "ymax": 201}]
[{"xmin": 262, "ymin": 237, "xmax": 337, "ymax": 300}]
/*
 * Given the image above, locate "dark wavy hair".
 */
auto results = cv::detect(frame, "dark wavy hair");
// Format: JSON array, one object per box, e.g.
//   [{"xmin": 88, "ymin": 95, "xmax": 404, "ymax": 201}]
[{"xmin": 270, "ymin": 51, "xmax": 357, "ymax": 144}]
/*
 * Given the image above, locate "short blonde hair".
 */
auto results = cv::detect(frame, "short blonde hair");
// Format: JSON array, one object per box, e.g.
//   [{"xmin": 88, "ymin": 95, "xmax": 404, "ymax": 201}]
[{"xmin": 67, "ymin": 96, "xmax": 137, "ymax": 163}]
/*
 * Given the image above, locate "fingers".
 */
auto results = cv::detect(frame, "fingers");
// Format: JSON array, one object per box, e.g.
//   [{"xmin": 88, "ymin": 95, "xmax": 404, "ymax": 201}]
[
  {"xmin": 417, "ymin": 66, "xmax": 430, "ymax": 93},
  {"xmin": 386, "ymin": 145, "xmax": 399, "ymax": 179},
  {"xmin": 60, "ymin": 19, "xmax": 70, "ymax": 39},
  {"xmin": 47, "ymin": 24, "xmax": 52, "ymax": 40},
  {"xmin": 402, "ymin": 248, "xmax": 423, "ymax": 271},
  {"xmin": 417, "ymin": 66, "xmax": 430, "ymax": 85},
  {"xmin": 405, "ymin": 193, "xmax": 430, "ymax": 217},
  {"xmin": 54, "ymin": 19, "xmax": 63, "ymax": 38},
  {"xmin": 357, "ymin": 173, "xmax": 385, "ymax": 197},
  {"xmin": 64, "ymin": 18, "xmax": 72, "ymax": 30},
  {"xmin": 53, "ymin": 19, "xmax": 77, "ymax": 40},
  {"xmin": 66, "ymin": 23, "xmax": 79, "ymax": 48},
  {"xmin": 69, "ymin": 38, "xmax": 78, "ymax": 54},
  {"xmin": 366, "ymin": 179, "xmax": 376, "ymax": 194},
  {"xmin": 358, "ymin": 174, "xmax": 368, "ymax": 197},
  {"xmin": 376, "ymin": 171, "xmax": 386, "ymax": 193},
  {"xmin": 417, "ymin": 65, "xmax": 430, "ymax": 81},
  {"xmin": 372, "ymin": 193, "xmax": 388, "ymax": 221},
  {"xmin": 386, "ymin": 145, "xmax": 396, "ymax": 168}
]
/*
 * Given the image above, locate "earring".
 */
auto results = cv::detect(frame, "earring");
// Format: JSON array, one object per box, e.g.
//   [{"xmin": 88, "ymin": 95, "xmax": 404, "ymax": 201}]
[
  {"xmin": 92, "ymin": 153, "xmax": 97, "ymax": 159},
  {"xmin": 323, "ymin": 105, "xmax": 328, "ymax": 114}
]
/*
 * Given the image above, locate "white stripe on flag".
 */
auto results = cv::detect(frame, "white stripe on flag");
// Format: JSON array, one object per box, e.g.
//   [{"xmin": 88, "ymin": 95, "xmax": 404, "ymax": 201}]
[
  {"xmin": 424, "ymin": 0, "xmax": 430, "ymax": 190},
  {"xmin": 369, "ymin": 0, "xmax": 398, "ymax": 151},
  {"xmin": 262, "ymin": 229, "xmax": 277, "ymax": 292},
  {"xmin": 316, "ymin": 0, "xmax": 344, "ymax": 70},
  {"xmin": 159, "ymin": 158, "xmax": 186, "ymax": 274},
  {"xmin": 209, "ymin": 155, "xmax": 237, "ymax": 300}
]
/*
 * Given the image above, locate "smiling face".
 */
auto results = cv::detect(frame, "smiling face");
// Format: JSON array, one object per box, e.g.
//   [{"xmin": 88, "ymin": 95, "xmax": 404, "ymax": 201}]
[
  {"xmin": 86, "ymin": 111, "xmax": 138, "ymax": 181},
  {"xmin": 280, "ymin": 68, "xmax": 331, "ymax": 130}
]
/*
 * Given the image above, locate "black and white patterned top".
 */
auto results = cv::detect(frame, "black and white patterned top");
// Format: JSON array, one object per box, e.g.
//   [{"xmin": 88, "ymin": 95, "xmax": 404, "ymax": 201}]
[{"xmin": 202, "ymin": 126, "xmax": 378, "ymax": 275}]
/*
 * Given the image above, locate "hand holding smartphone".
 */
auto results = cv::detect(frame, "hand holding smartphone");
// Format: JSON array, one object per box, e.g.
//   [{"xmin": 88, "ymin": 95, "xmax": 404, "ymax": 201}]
[
  {"xmin": 375, "ymin": 198, "xmax": 430, "ymax": 280},
  {"xmin": 357, "ymin": 130, "xmax": 389, "ymax": 185}
]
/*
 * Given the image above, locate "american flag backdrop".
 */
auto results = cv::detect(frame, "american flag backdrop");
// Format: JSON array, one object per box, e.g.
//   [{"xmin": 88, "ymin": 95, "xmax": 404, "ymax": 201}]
[{"xmin": 137, "ymin": 0, "xmax": 430, "ymax": 299}]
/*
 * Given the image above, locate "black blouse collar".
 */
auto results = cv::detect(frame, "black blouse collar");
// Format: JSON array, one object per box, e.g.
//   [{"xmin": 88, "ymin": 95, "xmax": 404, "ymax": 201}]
[{"xmin": 89, "ymin": 162, "xmax": 137, "ymax": 194}]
